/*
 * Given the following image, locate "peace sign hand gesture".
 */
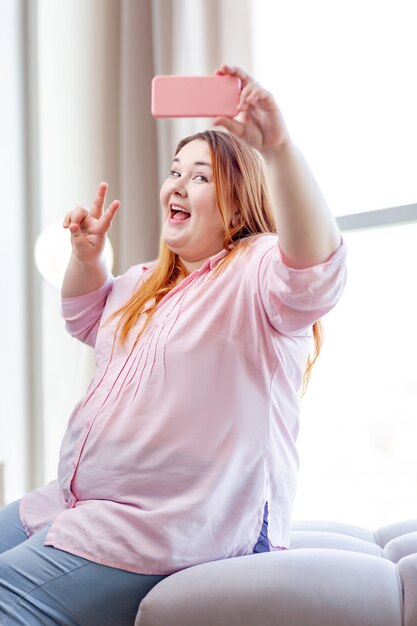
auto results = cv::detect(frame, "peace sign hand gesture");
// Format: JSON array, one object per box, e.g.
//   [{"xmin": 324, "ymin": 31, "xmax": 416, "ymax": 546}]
[
  {"xmin": 63, "ymin": 182, "xmax": 120, "ymax": 266},
  {"xmin": 213, "ymin": 65, "xmax": 290, "ymax": 154}
]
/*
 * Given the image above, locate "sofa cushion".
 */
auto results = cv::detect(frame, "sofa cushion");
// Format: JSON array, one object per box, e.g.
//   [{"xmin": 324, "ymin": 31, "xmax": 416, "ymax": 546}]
[
  {"xmin": 290, "ymin": 530, "xmax": 382, "ymax": 557},
  {"xmin": 374, "ymin": 519, "xmax": 417, "ymax": 547},
  {"xmin": 135, "ymin": 548, "xmax": 402, "ymax": 626},
  {"xmin": 398, "ymin": 552, "xmax": 417, "ymax": 626},
  {"xmin": 290, "ymin": 519, "xmax": 376, "ymax": 542},
  {"xmin": 384, "ymin": 531, "xmax": 417, "ymax": 563}
]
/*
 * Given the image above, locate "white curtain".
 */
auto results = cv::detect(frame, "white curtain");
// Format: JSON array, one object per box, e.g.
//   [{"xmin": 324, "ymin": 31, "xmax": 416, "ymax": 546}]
[
  {"xmin": 150, "ymin": 0, "xmax": 254, "ymax": 183},
  {"xmin": 0, "ymin": 0, "xmax": 31, "ymax": 502},
  {"xmin": 12, "ymin": 0, "xmax": 255, "ymax": 495},
  {"xmin": 119, "ymin": 0, "xmax": 255, "ymax": 268}
]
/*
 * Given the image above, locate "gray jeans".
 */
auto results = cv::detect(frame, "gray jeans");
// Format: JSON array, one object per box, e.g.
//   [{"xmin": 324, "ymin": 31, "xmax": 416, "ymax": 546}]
[{"xmin": 0, "ymin": 500, "xmax": 166, "ymax": 626}]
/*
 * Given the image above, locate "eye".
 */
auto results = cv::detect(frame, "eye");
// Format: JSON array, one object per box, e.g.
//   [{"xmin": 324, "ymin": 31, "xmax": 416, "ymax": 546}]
[
  {"xmin": 194, "ymin": 174, "xmax": 208, "ymax": 182},
  {"xmin": 170, "ymin": 169, "xmax": 180, "ymax": 177}
]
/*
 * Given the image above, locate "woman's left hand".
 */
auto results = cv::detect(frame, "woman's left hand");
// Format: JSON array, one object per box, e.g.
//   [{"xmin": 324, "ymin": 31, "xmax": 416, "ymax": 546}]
[{"xmin": 213, "ymin": 65, "xmax": 290, "ymax": 152}]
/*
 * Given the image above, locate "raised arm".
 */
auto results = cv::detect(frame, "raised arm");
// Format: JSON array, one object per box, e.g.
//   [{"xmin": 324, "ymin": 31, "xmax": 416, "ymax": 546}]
[
  {"xmin": 214, "ymin": 65, "xmax": 341, "ymax": 269},
  {"xmin": 62, "ymin": 182, "xmax": 120, "ymax": 297}
]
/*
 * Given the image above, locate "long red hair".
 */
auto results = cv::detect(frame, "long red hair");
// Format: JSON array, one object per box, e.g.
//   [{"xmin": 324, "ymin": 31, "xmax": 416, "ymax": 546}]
[{"xmin": 108, "ymin": 130, "xmax": 323, "ymax": 394}]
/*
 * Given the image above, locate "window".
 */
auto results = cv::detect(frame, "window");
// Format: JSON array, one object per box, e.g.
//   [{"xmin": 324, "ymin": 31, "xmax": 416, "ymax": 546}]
[
  {"xmin": 252, "ymin": 0, "xmax": 417, "ymax": 216},
  {"xmin": 252, "ymin": 0, "xmax": 417, "ymax": 527},
  {"xmin": 296, "ymin": 223, "xmax": 417, "ymax": 527}
]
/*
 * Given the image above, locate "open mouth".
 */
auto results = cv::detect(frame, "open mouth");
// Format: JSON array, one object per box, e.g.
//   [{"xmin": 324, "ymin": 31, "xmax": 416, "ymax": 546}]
[{"xmin": 170, "ymin": 205, "xmax": 191, "ymax": 222}]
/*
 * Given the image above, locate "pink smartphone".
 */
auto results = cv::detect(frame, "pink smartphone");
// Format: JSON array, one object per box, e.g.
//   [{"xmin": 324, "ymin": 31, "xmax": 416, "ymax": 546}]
[{"xmin": 151, "ymin": 75, "xmax": 241, "ymax": 118}]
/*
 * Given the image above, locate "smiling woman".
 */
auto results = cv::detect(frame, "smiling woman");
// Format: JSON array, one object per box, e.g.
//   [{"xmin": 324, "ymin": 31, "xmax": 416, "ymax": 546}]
[
  {"xmin": 160, "ymin": 139, "xmax": 225, "ymax": 270},
  {"xmin": 107, "ymin": 128, "xmax": 280, "ymax": 347},
  {"xmin": 0, "ymin": 66, "xmax": 346, "ymax": 625}
]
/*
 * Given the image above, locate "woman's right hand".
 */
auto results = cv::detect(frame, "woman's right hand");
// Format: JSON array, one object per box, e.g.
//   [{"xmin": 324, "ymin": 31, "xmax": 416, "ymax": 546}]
[{"xmin": 62, "ymin": 182, "xmax": 120, "ymax": 266}]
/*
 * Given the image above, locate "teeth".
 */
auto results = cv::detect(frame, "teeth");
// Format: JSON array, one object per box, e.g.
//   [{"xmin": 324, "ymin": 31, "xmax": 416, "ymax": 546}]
[{"xmin": 171, "ymin": 205, "xmax": 190, "ymax": 214}]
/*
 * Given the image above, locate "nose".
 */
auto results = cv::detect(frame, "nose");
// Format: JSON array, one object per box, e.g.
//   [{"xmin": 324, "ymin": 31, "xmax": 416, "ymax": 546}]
[{"xmin": 170, "ymin": 177, "xmax": 187, "ymax": 197}]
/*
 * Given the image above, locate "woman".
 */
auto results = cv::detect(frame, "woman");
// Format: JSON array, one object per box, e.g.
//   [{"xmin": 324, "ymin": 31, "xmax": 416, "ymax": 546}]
[{"xmin": 0, "ymin": 66, "xmax": 346, "ymax": 625}]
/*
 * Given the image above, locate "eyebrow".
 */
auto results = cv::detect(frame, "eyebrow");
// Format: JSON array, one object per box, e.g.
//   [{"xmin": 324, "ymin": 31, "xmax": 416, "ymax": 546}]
[{"xmin": 172, "ymin": 158, "xmax": 212, "ymax": 168}]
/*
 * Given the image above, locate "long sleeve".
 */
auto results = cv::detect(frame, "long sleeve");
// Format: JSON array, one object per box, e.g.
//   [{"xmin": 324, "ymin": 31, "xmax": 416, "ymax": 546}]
[
  {"xmin": 257, "ymin": 237, "xmax": 347, "ymax": 336},
  {"xmin": 61, "ymin": 274, "xmax": 115, "ymax": 347}
]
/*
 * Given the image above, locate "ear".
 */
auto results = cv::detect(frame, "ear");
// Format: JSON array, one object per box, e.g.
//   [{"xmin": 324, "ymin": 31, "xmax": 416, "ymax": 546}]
[{"xmin": 230, "ymin": 211, "xmax": 239, "ymax": 228}]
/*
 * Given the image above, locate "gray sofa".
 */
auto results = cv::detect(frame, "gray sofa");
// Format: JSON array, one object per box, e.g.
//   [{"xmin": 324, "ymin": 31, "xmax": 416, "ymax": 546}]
[{"xmin": 135, "ymin": 519, "xmax": 417, "ymax": 626}]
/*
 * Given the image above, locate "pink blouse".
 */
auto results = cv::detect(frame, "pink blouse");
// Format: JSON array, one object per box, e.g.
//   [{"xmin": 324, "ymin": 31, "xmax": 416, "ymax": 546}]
[{"xmin": 20, "ymin": 234, "xmax": 347, "ymax": 575}]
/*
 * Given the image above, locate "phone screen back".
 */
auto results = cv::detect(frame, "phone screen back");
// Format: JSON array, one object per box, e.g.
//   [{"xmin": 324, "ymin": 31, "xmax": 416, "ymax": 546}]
[{"xmin": 152, "ymin": 75, "xmax": 241, "ymax": 118}]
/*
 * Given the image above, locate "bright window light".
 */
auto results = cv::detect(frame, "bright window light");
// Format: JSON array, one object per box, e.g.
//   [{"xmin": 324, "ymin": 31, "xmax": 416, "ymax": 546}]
[
  {"xmin": 252, "ymin": 0, "xmax": 417, "ymax": 216},
  {"xmin": 252, "ymin": 0, "xmax": 417, "ymax": 528},
  {"xmin": 295, "ymin": 223, "xmax": 417, "ymax": 528}
]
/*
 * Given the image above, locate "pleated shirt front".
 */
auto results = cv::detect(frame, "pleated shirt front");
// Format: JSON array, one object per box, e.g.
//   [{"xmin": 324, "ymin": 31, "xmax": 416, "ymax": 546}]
[{"xmin": 20, "ymin": 234, "xmax": 347, "ymax": 574}]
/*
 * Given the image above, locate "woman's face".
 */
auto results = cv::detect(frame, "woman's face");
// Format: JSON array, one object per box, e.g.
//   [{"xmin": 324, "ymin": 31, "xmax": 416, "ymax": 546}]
[{"xmin": 160, "ymin": 139, "xmax": 227, "ymax": 271}]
